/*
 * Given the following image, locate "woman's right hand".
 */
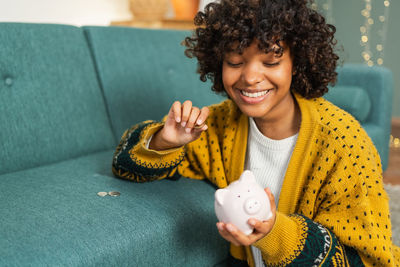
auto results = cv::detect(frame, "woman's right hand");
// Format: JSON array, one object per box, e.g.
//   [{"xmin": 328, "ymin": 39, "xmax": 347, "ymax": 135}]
[{"xmin": 149, "ymin": 100, "xmax": 209, "ymax": 150}]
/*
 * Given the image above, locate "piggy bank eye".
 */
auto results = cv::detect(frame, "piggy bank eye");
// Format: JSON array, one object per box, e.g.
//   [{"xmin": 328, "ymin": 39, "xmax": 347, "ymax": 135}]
[
  {"xmin": 248, "ymin": 189, "xmax": 250, "ymax": 193},
  {"xmin": 237, "ymin": 194, "xmax": 241, "ymax": 198}
]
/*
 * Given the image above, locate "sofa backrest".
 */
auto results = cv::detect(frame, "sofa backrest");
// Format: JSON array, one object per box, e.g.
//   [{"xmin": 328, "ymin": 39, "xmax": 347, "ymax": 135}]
[
  {"xmin": 84, "ymin": 26, "xmax": 225, "ymax": 139},
  {"xmin": 0, "ymin": 23, "xmax": 115, "ymax": 175},
  {"xmin": 328, "ymin": 64, "xmax": 392, "ymax": 126},
  {"xmin": 325, "ymin": 85, "xmax": 372, "ymax": 123}
]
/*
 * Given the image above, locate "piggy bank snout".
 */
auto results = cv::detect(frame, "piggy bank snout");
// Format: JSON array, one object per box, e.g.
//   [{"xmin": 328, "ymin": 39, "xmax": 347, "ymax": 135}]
[{"xmin": 244, "ymin": 197, "xmax": 262, "ymax": 215}]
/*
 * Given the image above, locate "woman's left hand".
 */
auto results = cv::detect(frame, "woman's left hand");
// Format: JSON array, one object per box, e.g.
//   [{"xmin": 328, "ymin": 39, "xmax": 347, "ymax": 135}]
[{"xmin": 216, "ymin": 188, "xmax": 277, "ymax": 246}]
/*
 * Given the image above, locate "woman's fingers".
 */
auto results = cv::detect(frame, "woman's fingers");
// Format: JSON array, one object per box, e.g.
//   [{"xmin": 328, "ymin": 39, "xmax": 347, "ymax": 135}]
[
  {"xmin": 157, "ymin": 101, "xmax": 208, "ymax": 150},
  {"xmin": 249, "ymin": 219, "xmax": 271, "ymax": 238},
  {"xmin": 196, "ymin": 107, "xmax": 209, "ymax": 127},
  {"xmin": 181, "ymin": 100, "xmax": 193, "ymax": 127},
  {"xmin": 217, "ymin": 222, "xmax": 258, "ymax": 247},
  {"xmin": 217, "ymin": 222, "xmax": 241, "ymax": 246},
  {"xmin": 265, "ymin": 188, "xmax": 277, "ymax": 214},
  {"xmin": 169, "ymin": 101, "xmax": 209, "ymax": 133},
  {"xmin": 171, "ymin": 101, "xmax": 182, "ymax": 123},
  {"xmin": 185, "ymin": 106, "xmax": 200, "ymax": 132}
]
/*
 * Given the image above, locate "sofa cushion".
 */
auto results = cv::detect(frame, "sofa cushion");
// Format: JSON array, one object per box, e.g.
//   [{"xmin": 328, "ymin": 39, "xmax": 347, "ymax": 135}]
[
  {"xmin": 324, "ymin": 85, "xmax": 371, "ymax": 123},
  {"xmin": 84, "ymin": 26, "xmax": 225, "ymax": 139},
  {"xmin": 0, "ymin": 23, "xmax": 115, "ymax": 175},
  {"xmin": 0, "ymin": 150, "xmax": 228, "ymax": 266}
]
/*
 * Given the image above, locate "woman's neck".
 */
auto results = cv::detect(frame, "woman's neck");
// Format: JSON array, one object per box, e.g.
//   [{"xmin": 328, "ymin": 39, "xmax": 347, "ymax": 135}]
[{"xmin": 253, "ymin": 95, "xmax": 301, "ymax": 140}]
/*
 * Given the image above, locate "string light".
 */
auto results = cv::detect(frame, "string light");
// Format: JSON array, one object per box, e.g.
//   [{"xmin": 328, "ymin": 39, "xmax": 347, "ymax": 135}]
[
  {"xmin": 360, "ymin": 0, "xmax": 390, "ymax": 67},
  {"xmin": 311, "ymin": 0, "xmax": 334, "ymax": 25},
  {"xmin": 390, "ymin": 135, "xmax": 400, "ymax": 149},
  {"xmin": 313, "ymin": 0, "xmax": 390, "ymax": 66}
]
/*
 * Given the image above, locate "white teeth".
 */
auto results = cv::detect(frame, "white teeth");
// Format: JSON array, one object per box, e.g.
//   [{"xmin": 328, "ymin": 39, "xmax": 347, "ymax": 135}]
[{"xmin": 241, "ymin": 90, "xmax": 270, "ymax": 98}]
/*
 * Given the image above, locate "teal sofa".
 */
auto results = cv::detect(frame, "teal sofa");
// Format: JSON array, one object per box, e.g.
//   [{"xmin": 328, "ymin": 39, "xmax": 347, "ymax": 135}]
[{"xmin": 0, "ymin": 23, "xmax": 392, "ymax": 266}]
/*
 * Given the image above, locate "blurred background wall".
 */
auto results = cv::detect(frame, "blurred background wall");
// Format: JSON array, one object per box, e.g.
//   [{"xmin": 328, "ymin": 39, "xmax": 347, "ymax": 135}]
[
  {"xmin": 0, "ymin": 0, "xmax": 133, "ymax": 26},
  {"xmin": 330, "ymin": 0, "xmax": 400, "ymax": 117},
  {"xmin": 0, "ymin": 0, "xmax": 398, "ymax": 116}
]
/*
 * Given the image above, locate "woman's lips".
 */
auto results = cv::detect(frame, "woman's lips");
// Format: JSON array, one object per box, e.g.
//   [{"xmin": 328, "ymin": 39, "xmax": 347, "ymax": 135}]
[{"xmin": 237, "ymin": 88, "xmax": 272, "ymax": 104}]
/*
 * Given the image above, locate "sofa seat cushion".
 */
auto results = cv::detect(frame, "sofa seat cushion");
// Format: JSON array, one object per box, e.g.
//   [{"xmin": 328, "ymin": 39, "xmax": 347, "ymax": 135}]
[
  {"xmin": 0, "ymin": 150, "xmax": 228, "ymax": 266},
  {"xmin": 324, "ymin": 85, "xmax": 371, "ymax": 123}
]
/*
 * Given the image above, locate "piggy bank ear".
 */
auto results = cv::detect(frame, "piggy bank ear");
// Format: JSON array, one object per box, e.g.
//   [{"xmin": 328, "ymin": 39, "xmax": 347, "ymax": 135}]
[
  {"xmin": 215, "ymin": 189, "xmax": 229, "ymax": 206},
  {"xmin": 239, "ymin": 170, "xmax": 256, "ymax": 184}
]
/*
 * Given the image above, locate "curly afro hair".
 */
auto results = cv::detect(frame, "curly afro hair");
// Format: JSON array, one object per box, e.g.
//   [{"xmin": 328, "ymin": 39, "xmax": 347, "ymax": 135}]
[{"xmin": 183, "ymin": 0, "xmax": 339, "ymax": 99}]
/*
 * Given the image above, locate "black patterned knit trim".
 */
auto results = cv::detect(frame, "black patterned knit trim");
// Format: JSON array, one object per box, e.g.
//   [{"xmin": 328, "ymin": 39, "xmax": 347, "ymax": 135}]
[
  {"xmin": 112, "ymin": 121, "xmax": 185, "ymax": 182},
  {"xmin": 263, "ymin": 214, "xmax": 336, "ymax": 267},
  {"xmin": 343, "ymin": 245, "xmax": 364, "ymax": 266},
  {"xmin": 265, "ymin": 214, "xmax": 308, "ymax": 267},
  {"xmin": 277, "ymin": 214, "xmax": 363, "ymax": 267}
]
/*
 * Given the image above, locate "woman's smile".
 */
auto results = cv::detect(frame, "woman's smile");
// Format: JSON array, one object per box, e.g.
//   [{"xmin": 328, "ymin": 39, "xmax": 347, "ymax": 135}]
[{"xmin": 237, "ymin": 88, "xmax": 272, "ymax": 104}]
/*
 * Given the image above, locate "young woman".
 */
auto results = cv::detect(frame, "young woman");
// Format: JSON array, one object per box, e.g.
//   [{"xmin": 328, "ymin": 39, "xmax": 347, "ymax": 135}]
[{"xmin": 112, "ymin": 0, "xmax": 400, "ymax": 265}]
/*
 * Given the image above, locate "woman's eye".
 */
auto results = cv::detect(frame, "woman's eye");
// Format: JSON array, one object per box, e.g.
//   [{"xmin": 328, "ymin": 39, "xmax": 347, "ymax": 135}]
[
  {"xmin": 227, "ymin": 61, "xmax": 242, "ymax": 67},
  {"xmin": 264, "ymin": 61, "xmax": 280, "ymax": 67}
]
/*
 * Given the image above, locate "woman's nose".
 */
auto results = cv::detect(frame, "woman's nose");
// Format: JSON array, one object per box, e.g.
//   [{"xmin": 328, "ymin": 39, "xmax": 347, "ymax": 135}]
[{"xmin": 241, "ymin": 64, "xmax": 264, "ymax": 85}]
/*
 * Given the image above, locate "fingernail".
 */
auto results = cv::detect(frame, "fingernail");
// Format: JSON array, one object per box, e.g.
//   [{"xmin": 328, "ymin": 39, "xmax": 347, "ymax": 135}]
[
  {"xmin": 185, "ymin": 127, "xmax": 191, "ymax": 133},
  {"xmin": 181, "ymin": 122, "xmax": 186, "ymax": 127},
  {"xmin": 176, "ymin": 117, "xmax": 181, "ymax": 123},
  {"xmin": 226, "ymin": 224, "xmax": 235, "ymax": 232},
  {"xmin": 216, "ymin": 223, "xmax": 223, "ymax": 231},
  {"xmin": 248, "ymin": 219, "xmax": 256, "ymax": 226},
  {"xmin": 196, "ymin": 119, "xmax": 203, "ymax": 125}
]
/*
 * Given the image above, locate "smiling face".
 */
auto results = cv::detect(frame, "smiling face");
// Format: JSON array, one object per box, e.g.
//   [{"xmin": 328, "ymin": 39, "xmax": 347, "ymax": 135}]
[{"xmin": 222, "ymin": 40, "xmax": 299, "ymax": 137}]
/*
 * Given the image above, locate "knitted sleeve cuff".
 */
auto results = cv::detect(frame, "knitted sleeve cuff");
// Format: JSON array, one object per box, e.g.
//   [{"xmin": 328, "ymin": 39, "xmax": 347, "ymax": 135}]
[
  {"xmin": 253, "ymin": 213, "xmax": 346, "ymax": 266},
  {"xmin": 112, "ymin": 121, "xmax": 185, "ymax": 182},
  {"xmin": 137, "ymin": 123, "xmax": 184, "ymax": 156},
  {"xmin": 253, "ymin": 212, "xmax": 306, "ymax": 264}
]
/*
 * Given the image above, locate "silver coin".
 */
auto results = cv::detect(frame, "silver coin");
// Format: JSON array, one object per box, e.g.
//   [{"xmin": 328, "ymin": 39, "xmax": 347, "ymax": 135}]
[
  {"xmin": 97, "ymin": 192, "xmax": 108, "ymax": 197},
  {"xmin": 108, "ymin": 191, "xmax": 121, "ymax": 197}
]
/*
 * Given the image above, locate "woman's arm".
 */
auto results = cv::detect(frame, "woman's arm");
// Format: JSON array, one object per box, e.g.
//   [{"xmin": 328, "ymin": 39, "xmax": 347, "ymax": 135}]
[{"xmin": 112, "ymin": 100, "xmax": 209, "ymax": 182}]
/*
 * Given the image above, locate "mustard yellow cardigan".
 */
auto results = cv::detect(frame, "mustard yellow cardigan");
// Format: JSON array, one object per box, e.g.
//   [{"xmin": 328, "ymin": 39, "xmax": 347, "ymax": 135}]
[{"xmin": 112, "ymin": 94, "xmax": 400, "ymax": 266}]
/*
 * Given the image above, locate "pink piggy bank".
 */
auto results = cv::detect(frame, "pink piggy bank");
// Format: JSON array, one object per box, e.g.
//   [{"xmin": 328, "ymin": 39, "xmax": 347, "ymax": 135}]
[{"xmin": 214, "ymin": 170, "xmax": 273, "ymax": 235}]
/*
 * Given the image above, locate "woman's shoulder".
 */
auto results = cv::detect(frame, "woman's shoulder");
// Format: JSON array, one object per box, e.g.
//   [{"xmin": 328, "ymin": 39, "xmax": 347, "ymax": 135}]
[
  {"xmin": 300, "ymin": 96, "xmax": 383, "ymax": 176},
  {"xmin": 312, "ymin": 97, "xmax": 367, "ymax": 138},
  {"xmin": 307, "ymin": 97, "xmax": 379, "ymax": 161},
  {"xmin": 297, "ymin": 95, "xmax": 374, "ymax": 151},
  {"xmin": 298, "ymin": 96, "xmax": 365, "ymax": 136}
]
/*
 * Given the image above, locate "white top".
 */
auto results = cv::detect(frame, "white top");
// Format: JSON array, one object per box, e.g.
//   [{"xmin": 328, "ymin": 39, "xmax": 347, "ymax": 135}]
[{"xmin": 245, "ymin": 117, "xmax": 298, "ymax": 267}]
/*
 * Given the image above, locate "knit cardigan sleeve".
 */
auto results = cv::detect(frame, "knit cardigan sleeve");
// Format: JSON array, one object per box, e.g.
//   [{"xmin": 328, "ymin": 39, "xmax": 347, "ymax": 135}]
[
  {"xmin": 111, "ymin": 100, "xmax": 235, "ymax": 187},
  {"xmin": 249, "ymin": 110, "xmax": 400, "ymax": 266},
  {"xmin": 111, "ymin": 120, "xmax": 186, "ymax": 182}
]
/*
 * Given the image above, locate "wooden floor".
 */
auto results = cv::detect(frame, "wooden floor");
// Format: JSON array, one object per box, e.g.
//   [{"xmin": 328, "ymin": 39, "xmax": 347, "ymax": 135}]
[{"xmin": 383, "ymin": 118, "xmax": 400, "ymax": 185}]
